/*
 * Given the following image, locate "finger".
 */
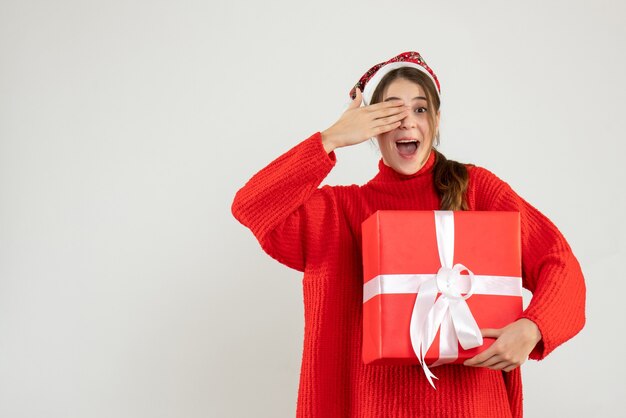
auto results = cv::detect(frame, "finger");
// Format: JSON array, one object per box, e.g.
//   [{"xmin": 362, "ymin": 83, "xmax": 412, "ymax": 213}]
[
  {"xmin": 348, "ymin": 88, "xmax": 363, "ymax": 109},
  {"xmin": 372, "ymin": 110, "xmax": 410, "ymax": 126},
  {"xmin": 481, "ymin": 328, "xmax": 502, "ymax": 339},
  {"xmin": 503, "ymin": 364, "xmax": 520, "ymax": 373},
  {"xmin": 365, "ymin": 99, "xmax": 406, "ymax": 112},
  {"xmin": 371, "ymin": 121, "xmax": 402, "ymax": 136},
  {"xmin": 372, "ymin": 106, "xmax": 411, "ymax": 119},
  {"xmin": 501, "ymin": 355, "xmax": 528, "ymax": 372},
  {"xmin": 465, "ymin": 346, "xmax": 510, "ymax": 367},
  {"xmin": 464, "ymin": 346, "xmax": 497, "ymax": 366},
  {"xmin": 469, "ymin": 354, "xmax": 503, "ymax": 368},
  {"xmin": 486, "ymin": 361, "xmax": 511, "ymax": 371}
]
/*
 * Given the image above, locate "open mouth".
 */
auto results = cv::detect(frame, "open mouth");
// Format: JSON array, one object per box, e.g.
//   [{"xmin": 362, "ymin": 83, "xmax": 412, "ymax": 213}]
[{"xmin": 395, "ymin": 139, "xmax": 420, "ymax": 156}]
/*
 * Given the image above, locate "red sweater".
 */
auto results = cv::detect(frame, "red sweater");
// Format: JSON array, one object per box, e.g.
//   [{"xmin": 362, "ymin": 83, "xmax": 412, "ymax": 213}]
[{"xmin": 231, "ymin": 132, "xmax": 586, "ymax": 418}]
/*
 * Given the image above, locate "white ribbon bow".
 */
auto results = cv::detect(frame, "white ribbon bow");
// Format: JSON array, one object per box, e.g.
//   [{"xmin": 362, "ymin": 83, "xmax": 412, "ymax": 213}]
[{"xmin": 409, "ymin": 211, "xmax": 484, "ymax": 388}]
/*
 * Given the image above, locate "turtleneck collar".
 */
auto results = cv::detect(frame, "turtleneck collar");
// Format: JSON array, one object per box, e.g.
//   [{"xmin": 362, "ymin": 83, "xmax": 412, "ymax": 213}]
[{"xmin": 369, "ymin": 149, "xmax": 436, "ymax": 183}]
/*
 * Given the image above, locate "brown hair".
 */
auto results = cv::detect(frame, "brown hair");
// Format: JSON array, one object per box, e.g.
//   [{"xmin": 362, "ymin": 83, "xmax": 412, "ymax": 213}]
[{"xmin": 370, "ymin": 67, "xmax": 469, "ymax": 210}]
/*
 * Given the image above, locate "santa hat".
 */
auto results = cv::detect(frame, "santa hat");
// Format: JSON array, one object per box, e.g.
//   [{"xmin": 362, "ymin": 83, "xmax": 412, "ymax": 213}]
[{"xmin": 349, "ymin": 51, "xmax": 441, "ymax": 106}]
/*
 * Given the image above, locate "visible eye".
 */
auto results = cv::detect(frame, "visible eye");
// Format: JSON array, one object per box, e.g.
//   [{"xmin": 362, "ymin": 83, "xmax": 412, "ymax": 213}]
[{"xmin": 414, "ymin": 107, "xmax": 428, "ymax": 114}]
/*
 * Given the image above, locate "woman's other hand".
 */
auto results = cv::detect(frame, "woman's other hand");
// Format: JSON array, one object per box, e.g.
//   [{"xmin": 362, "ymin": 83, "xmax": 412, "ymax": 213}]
[
  {"xmin": 321, "ymin": 87, "xmax": 410, "ymax": 153},
  {"xmin": 463, "ymin": 318, "xmax": 542, "ymax": 372}
]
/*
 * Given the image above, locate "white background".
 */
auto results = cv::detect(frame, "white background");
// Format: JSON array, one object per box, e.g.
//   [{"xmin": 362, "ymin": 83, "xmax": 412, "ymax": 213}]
[{"xmin": 1, "ymin": 1, "xmax": 624, "ymax": 417}]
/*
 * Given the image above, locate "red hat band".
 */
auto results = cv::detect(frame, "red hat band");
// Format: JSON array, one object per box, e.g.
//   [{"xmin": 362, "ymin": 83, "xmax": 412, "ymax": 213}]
[{"xmin": 350, "ymin": 51, "xmax": 441, "ymax": 106}]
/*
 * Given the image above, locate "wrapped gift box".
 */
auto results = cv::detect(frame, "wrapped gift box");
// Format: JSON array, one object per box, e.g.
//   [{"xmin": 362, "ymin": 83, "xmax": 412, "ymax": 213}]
[{"xmin": 362, "ymin": 210, "xmax": 523, "ymax": 375}]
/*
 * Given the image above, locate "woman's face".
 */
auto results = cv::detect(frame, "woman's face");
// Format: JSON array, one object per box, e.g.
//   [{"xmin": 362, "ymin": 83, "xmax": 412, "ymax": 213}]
[{"xmin": 375, "ymin": 78, "xmax": 440, "ymax": 175}]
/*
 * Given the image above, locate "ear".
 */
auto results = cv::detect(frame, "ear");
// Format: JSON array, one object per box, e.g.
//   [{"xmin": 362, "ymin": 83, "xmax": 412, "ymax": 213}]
[{"xmin": 435, "ymin": 110, "xmax": 441, "ymax": 129}]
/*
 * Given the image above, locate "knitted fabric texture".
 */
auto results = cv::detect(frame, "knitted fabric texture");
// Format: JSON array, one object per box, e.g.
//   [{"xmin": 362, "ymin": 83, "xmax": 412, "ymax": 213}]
[{"xmin": 231, "ymin": 132, "xmax": 586, "ymax": 418}]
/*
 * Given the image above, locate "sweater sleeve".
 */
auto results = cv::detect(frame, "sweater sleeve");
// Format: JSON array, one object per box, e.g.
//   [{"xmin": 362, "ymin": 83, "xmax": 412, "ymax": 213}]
[
  {"xmin": 231, "ymin": 132, "xmax": 342, "ymax": 272},
  {"xmin": 469, "ymin": 166, "xmax": 586, "ymax": 360}
]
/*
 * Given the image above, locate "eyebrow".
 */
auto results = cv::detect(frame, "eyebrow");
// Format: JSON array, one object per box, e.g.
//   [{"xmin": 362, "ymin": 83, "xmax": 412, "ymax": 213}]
[{"xmin": 384, "ymin": 96, "xmax": 427, "ymax": 102}]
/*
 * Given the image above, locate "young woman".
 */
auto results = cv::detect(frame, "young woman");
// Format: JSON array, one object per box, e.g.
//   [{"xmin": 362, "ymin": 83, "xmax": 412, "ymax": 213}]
[{"xmin": 231, "ymin": 51, "xmax": 586, "ymax": 418}]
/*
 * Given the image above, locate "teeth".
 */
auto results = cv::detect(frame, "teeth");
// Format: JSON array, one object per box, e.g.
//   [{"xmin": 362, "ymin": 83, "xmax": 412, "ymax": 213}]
[{"xmin": 396, "ymin": 139, "xmax": 419, "ymax": 143}]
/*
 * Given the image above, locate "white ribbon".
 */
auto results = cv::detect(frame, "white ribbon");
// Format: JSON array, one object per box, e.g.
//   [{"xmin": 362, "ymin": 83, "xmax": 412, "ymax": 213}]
[
  {"xmin": 362, "ymin": 273, "xmax": 522, "ymax": 303},
  {"xmin": 362, "ymin": 211, "xmax": 522, "ymax": 389}
]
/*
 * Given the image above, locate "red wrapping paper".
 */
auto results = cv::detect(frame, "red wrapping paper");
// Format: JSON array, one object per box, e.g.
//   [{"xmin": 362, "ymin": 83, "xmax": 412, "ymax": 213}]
[{"xmin": 362, "ymin": 210, "xmax": 523, "ymax": 365}]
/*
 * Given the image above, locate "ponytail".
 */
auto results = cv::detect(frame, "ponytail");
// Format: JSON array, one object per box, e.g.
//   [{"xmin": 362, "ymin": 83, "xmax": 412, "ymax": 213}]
[{"xmin": 432, "ymin": 149, "xmax": 469, "ymax": 211}]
